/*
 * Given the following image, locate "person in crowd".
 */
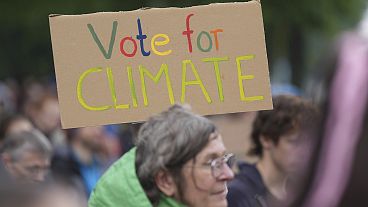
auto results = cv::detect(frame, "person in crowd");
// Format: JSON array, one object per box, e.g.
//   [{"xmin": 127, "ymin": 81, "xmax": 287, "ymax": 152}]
[
  {"xmin": 0, "ymin": 81, "xmax": 17, "ymax": 114},
  {"xmin": 27, "ymin": 95, "xmax": 60, "ymax": 136},
  {"xmin": 25, "ymin": 94, "xmax": 65, "ymax": 147},
  {"xmin": 51, "ymin": 126, "xmax": 107, "ymax": 197},
  {"xmin": 227, "ymin": 95, "xmax": 319, "ymax": 207},
  {"xmin": 0, "ymin": 114, "xmax": 34, "ymax": 144},
  {"xmin": 89, "ymin": 104, "xmax": 235, "ymax": 207},
  {"xmin": 0, "ymin": 177, "xmax": 87, "ymax": 207},
  {"xmin": 103, "ymin": 123, "xmax": 137, "ymax": 161},
  {"xmin": 0, "ymin": 130, "xmax": 52, "ymax": 183},
  {"xmin": 33, "ymin": 177, "xmax": 88, "ymax": 207}
]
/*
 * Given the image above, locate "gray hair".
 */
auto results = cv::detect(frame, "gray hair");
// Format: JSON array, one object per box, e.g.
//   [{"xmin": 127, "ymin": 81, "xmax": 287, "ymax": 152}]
[
  {"xmin": 135, "ymin": 104, "xmax": 217, "ymax": 206},
  {"xmin": 0, "ymin": 129, "xmax": 52, "ymax": 160}
]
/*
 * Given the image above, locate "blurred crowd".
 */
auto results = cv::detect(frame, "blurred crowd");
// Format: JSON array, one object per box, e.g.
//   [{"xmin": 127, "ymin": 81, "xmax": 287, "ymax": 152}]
[{"xmin": 0, "ymin": 77, "xmax": 139, "ymax": 206}]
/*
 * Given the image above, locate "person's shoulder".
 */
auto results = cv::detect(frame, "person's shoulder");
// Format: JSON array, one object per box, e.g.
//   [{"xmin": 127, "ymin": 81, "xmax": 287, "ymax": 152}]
[
  {"xmin": 51, "ymin": 146, "xmax": 81, "ymax": 176},
  {"xmin": 227, "ymin": 161, "xmax": 267, "ymax": 207},
  {"xmin": 227, "ymin": 182, "xmax": 253, "ymax": 207},
  {"xmin": 229, "ymin": 161, "xmax": 263, "ymax": 190}
]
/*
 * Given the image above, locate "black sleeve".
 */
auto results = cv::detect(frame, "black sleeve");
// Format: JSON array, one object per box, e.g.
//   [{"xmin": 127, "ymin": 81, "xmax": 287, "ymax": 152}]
[{"xmin": 227, "ymin": 185, "xmax": 253, "ymax": 207}]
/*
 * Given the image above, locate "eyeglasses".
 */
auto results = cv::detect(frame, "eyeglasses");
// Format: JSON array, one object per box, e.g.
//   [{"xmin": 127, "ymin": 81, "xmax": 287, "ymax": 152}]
[
  {"xmin": 13, "ymin": 161, "xmax": 50, "ymax": 178},
  {"xmin": 24, "ymin": 165, "xmax": 50, "ymax": 176},
  {"xmin": 207, "ymin": 153, "xmax": 235, "ymax": 179}
]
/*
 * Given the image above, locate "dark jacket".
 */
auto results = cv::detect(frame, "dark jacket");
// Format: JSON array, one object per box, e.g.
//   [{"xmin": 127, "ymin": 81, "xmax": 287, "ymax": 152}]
[
  {"xmin": 0, "ymin": 161, "xmax": 13, "ymax": 187},
  {"xmin": 227, "ymin": 162, "xmax": 269, "ymax": 207},
  {"xmin": 51, "ymin": 146, "xmax": 103, "ymax": 197}
]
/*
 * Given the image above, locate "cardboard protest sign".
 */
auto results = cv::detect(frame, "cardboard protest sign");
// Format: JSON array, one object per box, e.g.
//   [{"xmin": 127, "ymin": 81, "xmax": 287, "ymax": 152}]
[{"xmin": 49, "ymin": 0, "xmax": 272, "ymax": 129}]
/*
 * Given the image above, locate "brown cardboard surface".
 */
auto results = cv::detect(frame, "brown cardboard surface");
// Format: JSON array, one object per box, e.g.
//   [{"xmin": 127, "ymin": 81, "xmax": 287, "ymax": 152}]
[
  {"xmin": 210, "ymin": 112, "xmax": 258, "ymax": 163},
  {"xmin": 49, "ymin": 1, "xmax": 273, "ymax": 129}
]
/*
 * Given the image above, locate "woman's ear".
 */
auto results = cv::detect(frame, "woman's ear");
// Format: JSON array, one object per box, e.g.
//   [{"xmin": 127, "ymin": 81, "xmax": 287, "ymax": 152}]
[
  {"xmin": 260, "ymin": 135, "xmax": 274, "ymax": 150},
  {"xmin": 155, "ymin": 170, "xmax": 177, "ymax": 197}
]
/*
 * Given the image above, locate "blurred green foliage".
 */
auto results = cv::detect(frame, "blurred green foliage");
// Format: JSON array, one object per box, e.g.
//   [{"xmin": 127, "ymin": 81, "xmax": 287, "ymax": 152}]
[{"xmin": 0, "ymin": 0, "xmax": 366, "ymax": 85}]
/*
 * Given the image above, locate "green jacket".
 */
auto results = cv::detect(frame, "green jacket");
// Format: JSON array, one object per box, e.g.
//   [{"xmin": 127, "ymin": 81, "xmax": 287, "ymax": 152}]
[{"xmin": 88, "ymin": 147, "xmax": 185, "ymax": 207}]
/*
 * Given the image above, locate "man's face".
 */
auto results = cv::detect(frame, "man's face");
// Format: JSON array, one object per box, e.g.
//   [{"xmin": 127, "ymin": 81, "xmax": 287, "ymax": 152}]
[
  {"xmin": 77, "ymin": 126, "xmax": 104, "ymax": 150},
  {"xmin": 270, "ymin": 131, "xmax": 312, "ymax": 175},
  {"xmin": 35, "ymin": 99, "xmax": 60, "ymax": 134},
  {"xmin": 179, "ymin": 134, "xmax": 234, "ymax": 207},
  {"xmin": 6, "ymin": 150, "xmax": 50, "ymax": 183}
]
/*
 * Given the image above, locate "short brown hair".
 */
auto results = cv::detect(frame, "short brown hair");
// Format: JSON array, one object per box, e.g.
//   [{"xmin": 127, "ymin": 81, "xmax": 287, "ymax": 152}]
[{"xmin": 249, "ymin": 95, "xmax": 319, "ymax": 157}]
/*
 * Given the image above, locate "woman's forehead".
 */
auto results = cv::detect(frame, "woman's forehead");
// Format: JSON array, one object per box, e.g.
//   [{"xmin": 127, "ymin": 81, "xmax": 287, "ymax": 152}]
[{"xmin": 197, "ymin": 135, "xmax": 226, "ymax": 159}]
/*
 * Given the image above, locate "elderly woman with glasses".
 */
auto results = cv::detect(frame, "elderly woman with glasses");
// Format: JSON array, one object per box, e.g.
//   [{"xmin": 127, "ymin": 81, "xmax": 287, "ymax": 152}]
[{"xmin": 89, "ymin": 104, "xmax": 234, "ymax": 207}]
